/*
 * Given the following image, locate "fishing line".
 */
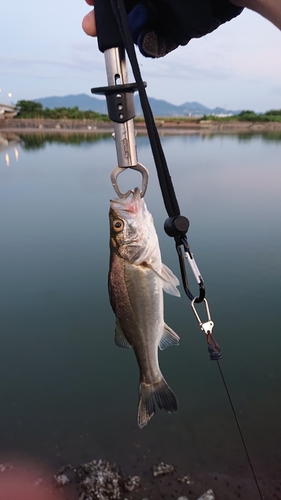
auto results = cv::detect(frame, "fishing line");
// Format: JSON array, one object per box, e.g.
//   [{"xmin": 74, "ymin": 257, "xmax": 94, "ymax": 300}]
[{"xmin": 216, "ymin": 360, "xmax": 263, "ymax": 500}]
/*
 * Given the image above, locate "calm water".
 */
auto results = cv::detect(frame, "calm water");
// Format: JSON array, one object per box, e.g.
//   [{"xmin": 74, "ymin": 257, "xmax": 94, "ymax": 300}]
[{"xmin": 0, "ymin": 132, "xmax": 281, "ymax": 486}]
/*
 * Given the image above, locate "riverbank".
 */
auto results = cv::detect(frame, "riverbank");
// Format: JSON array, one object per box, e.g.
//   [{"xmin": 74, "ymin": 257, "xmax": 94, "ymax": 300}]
[
  {"xmin": 1, "ymin": 118, "xmax": 281, "ymax": 134},
  {"xmin": 0, "ymin": 457, "xmax": 271, "ymax": 500},
  {"xmin": 55, "ymin": 460, "xmax": 268, "ymax": 500}
]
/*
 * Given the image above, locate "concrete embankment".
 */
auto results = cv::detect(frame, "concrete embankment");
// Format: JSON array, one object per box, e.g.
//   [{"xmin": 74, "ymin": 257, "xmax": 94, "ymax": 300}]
[{"xmin": 1, "ymin": 118, "xmax": 281, "ymax": 134}]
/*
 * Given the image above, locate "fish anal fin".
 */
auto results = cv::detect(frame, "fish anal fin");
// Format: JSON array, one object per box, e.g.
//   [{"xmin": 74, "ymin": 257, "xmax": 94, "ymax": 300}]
[
  {"xmin": 114, "ymin": 321, "xmax": 131, "ymax": 349},
  {"xmin": 159, "ymin": 323, "xmax": 180, "ymax": 350}
]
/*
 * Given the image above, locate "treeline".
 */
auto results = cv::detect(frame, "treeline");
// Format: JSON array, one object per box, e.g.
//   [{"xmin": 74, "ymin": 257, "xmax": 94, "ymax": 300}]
[
  {"xmin": 236, "ymin": 110, "xmax": 281, "ymax": 122},
  {"xmin": 203, "ymin": 109, "xmax": 281, "ymax": 122},
  {"xmin": 16, "ymin": 100, "xmax": 109, "ymax": 120},
  {"xmin": 15, "ymin": 100, "xmax": 281, "ymax": 122}
]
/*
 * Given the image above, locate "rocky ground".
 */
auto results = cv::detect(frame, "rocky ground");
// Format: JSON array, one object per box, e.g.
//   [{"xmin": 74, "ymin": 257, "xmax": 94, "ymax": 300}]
[
  {"xmin": 0, "ymin": 459, "xmax": 269, "ymax": 500},
  {"xmin": 54, "ymin": 458, "xmax": 276, "ymax": 500}
]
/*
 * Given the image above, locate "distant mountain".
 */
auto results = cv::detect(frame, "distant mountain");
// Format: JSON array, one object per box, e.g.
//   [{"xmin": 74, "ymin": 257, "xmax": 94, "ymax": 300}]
[
  {"xmin": 35, "ymin": 94, "xmax": 108, "ymax": 114},
  {"xmin": 35, "ymin": 93, "xmax": 240, "ymax": 117},
  {"xmin": 135, "ymin": 97, "xmax": 240, "ymax": 117}
]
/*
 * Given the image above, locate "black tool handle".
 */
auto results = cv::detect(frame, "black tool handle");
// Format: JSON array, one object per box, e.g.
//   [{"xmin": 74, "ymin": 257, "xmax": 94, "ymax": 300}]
[{"xmin": 94, "ymin": 0, "xmax": 124, "ymax": 52}]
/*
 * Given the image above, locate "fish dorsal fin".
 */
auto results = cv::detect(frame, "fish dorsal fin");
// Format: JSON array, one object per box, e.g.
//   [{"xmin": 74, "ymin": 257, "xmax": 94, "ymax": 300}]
[
  {"xmin": 159, "ymin": 323, "xmax": 180, "ymax": 351},
  {"xmin": 114, "ymin": 320, "xmax": 132, "ymax": 349}
]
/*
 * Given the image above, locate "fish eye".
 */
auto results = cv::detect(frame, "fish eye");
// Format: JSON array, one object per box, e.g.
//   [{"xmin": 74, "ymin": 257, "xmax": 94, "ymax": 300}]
[{"xmin": 113, "ymin": 219, "xmax": 124, "ymax": 232}]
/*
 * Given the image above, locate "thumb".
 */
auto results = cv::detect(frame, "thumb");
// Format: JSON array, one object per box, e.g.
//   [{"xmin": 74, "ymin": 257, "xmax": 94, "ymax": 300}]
[{"xmin": 82, "ymin": 9, "xmax": 97, "ymax": 36}]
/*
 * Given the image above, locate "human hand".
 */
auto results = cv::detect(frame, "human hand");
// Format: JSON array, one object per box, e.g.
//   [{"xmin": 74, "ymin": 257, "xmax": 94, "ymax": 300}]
[
  {"xmin": 82, "ymin": 0, "xmax": 96, "ymax": 37},
  {"xmin": 82, "ymin": 0, "xmax": 243, "ymax": 58}
]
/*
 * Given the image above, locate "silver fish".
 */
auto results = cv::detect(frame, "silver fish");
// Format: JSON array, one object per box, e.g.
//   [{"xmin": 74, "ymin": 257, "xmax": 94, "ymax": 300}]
[{"xmin": 108, "ymin": 188, "xmax": 180, "ymax": 428}]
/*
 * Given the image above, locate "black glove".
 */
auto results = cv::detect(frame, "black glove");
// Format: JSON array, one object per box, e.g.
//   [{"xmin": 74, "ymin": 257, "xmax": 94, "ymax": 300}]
[{"xmin": 127, "ymin": 0, "xmax": 243, "ymax": 58}]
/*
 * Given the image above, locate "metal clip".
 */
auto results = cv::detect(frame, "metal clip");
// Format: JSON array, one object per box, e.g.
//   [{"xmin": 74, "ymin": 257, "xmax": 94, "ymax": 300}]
[
  {"xmin": 110, "ymin": 162, "xmax": 149, "ymax": 199},
  {"xmin": 191, "ymin": 298, "xmax": 222, "ymax": 360},
  {"xmin": 191, "ymin": 298, "xmax": 214, "ymax": 334}
]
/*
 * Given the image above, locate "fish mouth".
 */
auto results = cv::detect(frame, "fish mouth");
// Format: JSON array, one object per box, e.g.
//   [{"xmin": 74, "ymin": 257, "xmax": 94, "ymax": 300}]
[{"xmin": 110, "ymin": 188, "xmax": 142, "ymax": 215}]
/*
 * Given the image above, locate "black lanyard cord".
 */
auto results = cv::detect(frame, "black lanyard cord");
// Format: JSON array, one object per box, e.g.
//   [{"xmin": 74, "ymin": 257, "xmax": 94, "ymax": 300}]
[
  {"xmin": 108, "ymin": 0, "xmax": 206, "ymax": 306},
  {"xmin": 93, "ymin": 5, "xmax": 265, "ymax": 496},
  {"xmin": 109, "ymin": 0, "xmax": 181, "ymax": 219}
]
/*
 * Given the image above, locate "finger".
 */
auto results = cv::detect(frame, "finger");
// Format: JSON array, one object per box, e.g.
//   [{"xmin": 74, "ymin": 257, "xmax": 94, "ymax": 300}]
[{"xmin": 82, "ymin": 10, "xmax": 97, "ymax": 36}]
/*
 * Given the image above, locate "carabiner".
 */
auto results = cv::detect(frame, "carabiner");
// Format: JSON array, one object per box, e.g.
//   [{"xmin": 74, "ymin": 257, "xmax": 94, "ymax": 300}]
[
  {"xmin": 110, "ymin": 162, "xmax": 149, "ymax": 199},
  {"xmin": 173, "ymin": 236, "xmax": 205, "ymax": 303}
]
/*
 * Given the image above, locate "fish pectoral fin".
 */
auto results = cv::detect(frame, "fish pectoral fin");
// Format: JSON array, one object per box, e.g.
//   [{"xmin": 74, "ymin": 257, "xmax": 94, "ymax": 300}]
[
  {"xmin": 146, "ymin": 262, "xmax": 180, "ymax": 297},
  {"xmin": 160, "ymin": 264, "xmax": 180, "ymax": 297},
  {"xmin": 159, "ymin": 323, "xmax": 180, "ymax": 350},
  {"xmin": 114, "ymin": 320, "xmax": 132, "ymax": 349}
]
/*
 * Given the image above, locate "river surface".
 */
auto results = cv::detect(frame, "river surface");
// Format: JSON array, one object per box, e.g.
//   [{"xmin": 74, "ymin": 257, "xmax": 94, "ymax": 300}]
[{"xmin": 0, "ymin": 132, "xmax": 281, "ymax": 490}]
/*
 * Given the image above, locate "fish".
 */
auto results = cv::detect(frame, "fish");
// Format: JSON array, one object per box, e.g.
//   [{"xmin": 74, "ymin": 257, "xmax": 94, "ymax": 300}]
[{"xmin": 108, "ymin": 187, "xmax": 180, "ymax": 428}]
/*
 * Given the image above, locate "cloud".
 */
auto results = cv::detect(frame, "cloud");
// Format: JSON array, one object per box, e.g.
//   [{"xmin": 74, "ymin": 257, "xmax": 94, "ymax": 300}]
[
  {"xmin": 1, "ymin": 1, "xmax": 280, "ymax": 110},
  {"xmin": 134, "ymin": 9, "xmax": 281, "ymax": 88},
  {"xmin": 69, "ymin": 43, "xmax": 106, "ymax": 73},
  {"xmin": 0, "ymin": 46, "xmax": 105, "ymax": 77},
  {"xmin": 138, "ymin": 51, "xmax": 234, "ymax": 82}
]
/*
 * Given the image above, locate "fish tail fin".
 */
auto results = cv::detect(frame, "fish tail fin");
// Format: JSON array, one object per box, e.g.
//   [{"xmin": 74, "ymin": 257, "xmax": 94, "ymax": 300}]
[{"xmin": 137, "ymin": 378, "xmax": 178, "ymax": 429}]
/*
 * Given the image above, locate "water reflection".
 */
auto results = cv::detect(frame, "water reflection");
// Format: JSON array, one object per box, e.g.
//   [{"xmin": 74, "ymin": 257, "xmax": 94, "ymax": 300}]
[
  {"xmin": 0, "ymin": 131, "xmax": 280, "ymax": 495},
  {"xmin": 0, "ymin": 132, "xmax": 20, "ymax": 152},
  {"xmin": 195, "ymin": 131, "xmax": 281, "ymax": 142},
  {"xmin": 18, "ymin": 133, "xmax": 112, "ymax": 150}
]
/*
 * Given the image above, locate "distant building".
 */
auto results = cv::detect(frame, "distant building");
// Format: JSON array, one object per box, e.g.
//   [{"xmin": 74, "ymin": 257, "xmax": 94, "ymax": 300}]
[
  {"xmin": 0, "ymin": 104, "xmax": 19, "ymax": 119},
  {"xmin": 212, "ymin": 113, "xmax": 233, "ymax": 118}
]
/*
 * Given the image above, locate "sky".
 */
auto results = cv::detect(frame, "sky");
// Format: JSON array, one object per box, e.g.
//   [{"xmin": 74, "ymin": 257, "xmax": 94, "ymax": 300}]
[{"xmin": 1, "ymin": 0, "xmax": 280, "ymax": 112}]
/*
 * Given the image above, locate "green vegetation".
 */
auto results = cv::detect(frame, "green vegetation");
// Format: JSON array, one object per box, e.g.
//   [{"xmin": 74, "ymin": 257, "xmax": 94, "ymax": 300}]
[
  {"xmin": 202, "ymin": 109, "xmax": 281, "ymax": 122},
  {"xmin": 14, "ymin": 100, "xmax": 281, "ymax": 124},
  {"xmin": 16, "ymin": 100, "xmax": 109, "ymax": 121}
]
